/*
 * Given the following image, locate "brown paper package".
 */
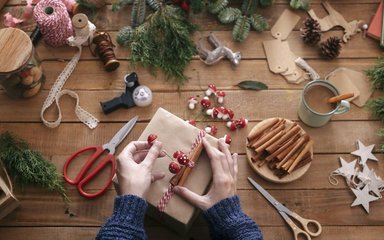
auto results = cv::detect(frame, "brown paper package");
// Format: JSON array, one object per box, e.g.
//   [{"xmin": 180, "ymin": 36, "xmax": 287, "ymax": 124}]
[{"xmin": 114, "ymin": 108, "xmax": 217, "ymax": 234}]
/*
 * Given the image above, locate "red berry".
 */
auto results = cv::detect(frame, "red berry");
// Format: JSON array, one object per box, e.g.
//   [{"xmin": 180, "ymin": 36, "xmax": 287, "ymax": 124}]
[
  {"xmin": 147, "ymin": 134, "xmax": 157, "ymax": 145},
  {"xmin": 177, "ymin": 154, "xmax": 190, "ymax": 165},
  {"xmin": 180, "ymin": 1, "xmax": 190, "ymax": 12},
  {"xmin": 169, "ymin": 162, "xmax": 181, "ymax": 174},
  {"xmin": 224, "ymin": 134, "xmax": 232, "ymax": 144},
  {"xmin": 173, "ymin": 150, "xmax": 184, "ymax": 159}
]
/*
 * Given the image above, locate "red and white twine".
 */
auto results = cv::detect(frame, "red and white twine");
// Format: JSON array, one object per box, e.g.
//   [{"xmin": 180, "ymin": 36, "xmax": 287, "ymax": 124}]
[
  {"xmin": 33, "ymin": 0, "xmax": 73, "ymax": 47},
  {"xmin": 157, "ymin": 130, "xmax": 206, "ymax": 212}
]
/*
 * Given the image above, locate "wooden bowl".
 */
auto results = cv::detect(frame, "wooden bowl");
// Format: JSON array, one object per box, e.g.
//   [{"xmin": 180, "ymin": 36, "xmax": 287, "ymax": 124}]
[{"xmin": 246, "ymin": 118, "xmax": 313, "ymax": 183}]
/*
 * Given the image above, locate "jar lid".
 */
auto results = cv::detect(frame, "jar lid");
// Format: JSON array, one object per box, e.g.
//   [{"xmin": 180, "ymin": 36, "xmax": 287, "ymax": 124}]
[{"xmin": 0, "ymin": 28, "xmax": 33, "ymax": 74}]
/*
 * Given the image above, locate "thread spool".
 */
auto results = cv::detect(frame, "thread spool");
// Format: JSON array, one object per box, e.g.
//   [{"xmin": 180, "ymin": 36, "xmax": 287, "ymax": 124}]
[
  {"xmin": 92, "ymin": 32, "xmax": 120, "ymax": 72},
  {"xmin": 34, "ymin": 0, "xmax": 73, "ymax": 47}
]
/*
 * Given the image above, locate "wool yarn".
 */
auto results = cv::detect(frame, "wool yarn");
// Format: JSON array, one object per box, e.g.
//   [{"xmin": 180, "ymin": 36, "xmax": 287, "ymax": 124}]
[{"xmin": 33, "ymin": 0, "xmax": 73, "ymax": 47}]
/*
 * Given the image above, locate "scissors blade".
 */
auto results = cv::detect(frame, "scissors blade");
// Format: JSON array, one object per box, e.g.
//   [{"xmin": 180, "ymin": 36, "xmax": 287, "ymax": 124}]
[
  {"xmin": 247, "ymin": 177, "xmax": 291, "ymax": 214},
  {"xmin": 104, "ymin": 116, "xmax": 138, "ymax": 153}
]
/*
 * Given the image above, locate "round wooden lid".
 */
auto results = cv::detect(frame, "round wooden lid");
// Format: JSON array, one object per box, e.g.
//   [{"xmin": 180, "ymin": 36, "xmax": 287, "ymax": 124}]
[
  {"xmin": 0, "ymin": 28, "xmax": 33, "ymax": 74},
  {"xmin": 72, "ymin": 13, "xmax": 88, "ymax": 29}
]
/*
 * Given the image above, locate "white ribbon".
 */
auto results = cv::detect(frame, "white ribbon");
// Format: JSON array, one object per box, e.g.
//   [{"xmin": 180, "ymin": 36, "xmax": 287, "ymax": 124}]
[{"xmin": 40, "ymin": 21, "xmax": 99, "ymax": 129}]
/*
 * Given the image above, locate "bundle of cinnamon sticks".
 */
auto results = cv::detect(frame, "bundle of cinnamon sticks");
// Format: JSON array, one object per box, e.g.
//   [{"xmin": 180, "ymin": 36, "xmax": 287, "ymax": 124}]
[{"xmin": 247, "ymin": 118, "xmax": 313, "ymax": 178}]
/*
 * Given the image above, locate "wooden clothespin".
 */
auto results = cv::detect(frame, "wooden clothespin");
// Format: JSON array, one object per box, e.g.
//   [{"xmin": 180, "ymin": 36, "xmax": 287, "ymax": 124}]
[
  {"xmin": 197, "ymin": 32, "xmax": 241, "ymax": 66},
  {"xmin": 308, "ymin": 1, "xmax": 363, "ymax": 42}
]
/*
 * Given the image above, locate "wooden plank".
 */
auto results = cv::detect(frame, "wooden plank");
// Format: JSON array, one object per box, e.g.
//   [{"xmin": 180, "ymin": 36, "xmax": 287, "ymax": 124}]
[
  {"xmin": 0, "ymin": 121, "xmax": 381, "ymax": 155},
  {"xmin": 33, "ymin": 31, "xmax": 381, "ymax": 61},
  {"xmin": 36, "ymin": 58, "xmax": 377, "ymax": 92},
  {"xmin": 0, "ymin": 189, "xmax": 383, "ymax": 226},
  {"xmin": 0, "ymin": 3, "xmax": 379, "ymax": 31},
  {"xmin": 1, "ymin": 225, "xmax": 383, "ymax": 240},
  {"xmin": 0, "ymin": 90, "xmax": 377, "ymax": 122},
  {"xmin": 51, "ymin": 153, "xmax": 384, "ymax": 190}
]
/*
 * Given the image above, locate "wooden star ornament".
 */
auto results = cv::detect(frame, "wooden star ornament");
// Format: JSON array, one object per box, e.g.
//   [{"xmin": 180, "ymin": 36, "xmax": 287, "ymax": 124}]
[
  {"xmin": 351, "ymin": 185, "xmax": 379, "ymax": 213},
  {"xmin": 351, "ymin": 140, "xmax": 378, "ymax": 165},
  {"xmin": 336, "ymin": 157, "xmax": 357, "ymax": 177}
]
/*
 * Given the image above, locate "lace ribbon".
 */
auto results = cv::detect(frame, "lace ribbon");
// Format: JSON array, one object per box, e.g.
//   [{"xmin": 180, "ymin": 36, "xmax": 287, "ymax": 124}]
[
  {"xmin": 40, "ymin": 20, "xmax": 99, "ymax": 129},
  {"xmin": 157, "ymin": 130, "xmax": 206, "ymax": 212}
]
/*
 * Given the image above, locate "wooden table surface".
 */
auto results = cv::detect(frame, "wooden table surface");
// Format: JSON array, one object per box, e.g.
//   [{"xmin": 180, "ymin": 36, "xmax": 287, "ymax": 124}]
[{"xmin": 1, "ymin": 0, "xmax": 384, "ymax": 239}]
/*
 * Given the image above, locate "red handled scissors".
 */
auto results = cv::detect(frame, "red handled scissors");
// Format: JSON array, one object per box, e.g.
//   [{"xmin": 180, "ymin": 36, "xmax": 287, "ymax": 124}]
[{"xmin": 63, "ymin": 116, "xmax": 138, "ymax": 198}]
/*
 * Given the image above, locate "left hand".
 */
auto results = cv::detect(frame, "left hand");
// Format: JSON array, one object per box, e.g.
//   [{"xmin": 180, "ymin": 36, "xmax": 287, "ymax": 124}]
[{"xmin": 115, "ymin": 140, "xmax": 165, "ymax": 199}]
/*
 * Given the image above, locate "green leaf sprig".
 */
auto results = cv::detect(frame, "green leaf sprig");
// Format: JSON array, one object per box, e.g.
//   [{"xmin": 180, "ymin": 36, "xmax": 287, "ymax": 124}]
[
  {"xmin": 237, "ymin": 80, "xmax": 268, "ymax": 90},
  {"xmin": 0, "ymin": 132, "xmax": 70, "ymax": 207}
]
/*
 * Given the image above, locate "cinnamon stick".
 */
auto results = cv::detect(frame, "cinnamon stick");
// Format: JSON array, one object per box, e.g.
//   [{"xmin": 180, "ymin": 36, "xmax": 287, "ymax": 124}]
[
  {"xmin": 287, "ymin": 140, "xmax": 314, "ymax": 173},
  {"xmin": 252, "ymin": 124, "xmax": 285, "ymax": 149},
  {"xmin": 276, "ymin": 135, "xmax": 309, "ymax": 169},
  {"xmin": 264, "ymin": 133, "xmax": 300, "ymax": 161},
  {"xmin": 255, "ymin": 131, "xmax": 285, "ymax": 155},
  {"xmin": 266, "ymin": 125, "xmax": 301, "ymax": 154},
  {"xmin": 170, "ymin": 141, "xmax": 203, "ymax": 186},
  {"xmin": 247, "ymin": 118, "xmax": 279, "ymax": 142}
]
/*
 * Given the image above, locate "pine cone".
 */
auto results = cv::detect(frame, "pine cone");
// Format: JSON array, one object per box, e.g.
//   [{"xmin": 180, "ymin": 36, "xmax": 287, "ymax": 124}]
[
  {"xmin": 300, "ymin": 18, "xmax": 322, "ymax": 45},
  {"xmin": 320, "ymin": 37, "xmax": 342, "ymax": 59}
]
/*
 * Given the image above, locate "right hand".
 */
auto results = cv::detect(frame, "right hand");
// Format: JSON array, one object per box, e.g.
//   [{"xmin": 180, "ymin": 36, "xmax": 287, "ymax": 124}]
[{"xmin": 173, "ymin": 137, "xmax": 238, "ymax": 210}]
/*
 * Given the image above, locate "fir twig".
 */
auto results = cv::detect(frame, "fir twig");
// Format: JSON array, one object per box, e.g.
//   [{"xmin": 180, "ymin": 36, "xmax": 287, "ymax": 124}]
[
  {"xmin": 0, "ymin": 132, "xmax": 70, "ymax": 207},
  {"xmin": 365, "ymin": 56, "xmax": 384, "ymax": 91},
  {"xmin": 127, "ymin": 5, "xmax": 197, "ymax": 86},
  {"xmin": 367, "ymin": 97, "xmax": 384, "ymax": 121},
  {"xmin": 378, "ymin": 128, "xmax": 384, "ymax": 151}
]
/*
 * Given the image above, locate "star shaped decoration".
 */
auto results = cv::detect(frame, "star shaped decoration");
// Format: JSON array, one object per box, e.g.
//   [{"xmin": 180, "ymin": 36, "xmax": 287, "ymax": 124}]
[
  {"xmin": 367, "ymin": 170, "xmax": 384, "ymax": 198},
  {"xmin": 336, "ymin": 157, "xmax": 357, "ymax": 177},
  {"xmin": 351, "ymin": 140, "xmax": 378, "ymax": 165},
  {"xmin": 351, "ymin": 185, "xmax": 379, "ymax": 213}
]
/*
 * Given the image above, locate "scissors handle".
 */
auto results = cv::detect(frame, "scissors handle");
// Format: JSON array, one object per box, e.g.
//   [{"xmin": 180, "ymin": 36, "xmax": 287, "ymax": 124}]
[
  {"xmin": 291, "ymin": 212, "xmax": 322, "ymax": 237},
  {"xmin": 63, "ymin": 145, "xmax": 116, "ymax": 198}
]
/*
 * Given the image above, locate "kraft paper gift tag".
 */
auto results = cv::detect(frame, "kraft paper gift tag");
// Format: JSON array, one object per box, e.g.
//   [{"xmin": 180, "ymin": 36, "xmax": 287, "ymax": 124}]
[
  {"xmin": 0, "ymin": 162, "xmax": 19, "ymax": 220},
  {"xmin": 327, "ymin": 67, "xmax": 373, "ymax": 107},
  {"xmin": 271, "ymin": 9, "xmax": 300, "ymax": 40},
  {"xmin": 115, "ymin": 108, "xmax": 217, "ymax": 234}
]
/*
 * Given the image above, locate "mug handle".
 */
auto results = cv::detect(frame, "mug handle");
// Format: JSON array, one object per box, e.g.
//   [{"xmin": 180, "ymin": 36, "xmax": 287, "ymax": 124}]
[{"xmin": 334, "ymin": 100, "xmax": 350, "ymax": 115}]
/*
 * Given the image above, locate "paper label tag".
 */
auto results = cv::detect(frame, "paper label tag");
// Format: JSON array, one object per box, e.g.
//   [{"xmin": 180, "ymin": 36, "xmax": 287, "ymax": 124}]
[{"xmin": 271, "ymin": 9, "xmax": 300, "ymax": 40}]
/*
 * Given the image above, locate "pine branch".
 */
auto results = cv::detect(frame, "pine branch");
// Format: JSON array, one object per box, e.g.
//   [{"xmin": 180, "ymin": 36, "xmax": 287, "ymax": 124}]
[
  {"xmin": 233, "ymin": 16, "xmax": 250, "ymax": 42},
  {"xmin": 249, "ymin": 13, "xmax": 268, "ymax": 31},
  {"xmin": 0, "ymin": 132, "xmax": 70, "ymax": 207},
  {"xmin": 208, "ymin": 0, "xmax": 229, "ymax": 14},
  {"xmin": 218, "ymin": 7, "xmax": 241, "ymax": 24},
  {"xmin": 191, "ymin": 0, "xmax": 205, "ymax": 13},
  {"xmin": 241, "ymin": 0, "xmax": 258, "ymax": 16},
  {"xmin": 146, "ymin": 0, "xmax": 161, "ymax": 11},
  {"xmin": 367, "ymin": 97, "xmax": 384, "ymax": 121},
  {"xmin": 112, "ymin": 0, "xmax": 134, "ymax": 11},
  {"xmin": 365, "ymin": 56, "xmax": 384, "ymax": 91},
  {"xmin": 290, "ymin": 0, "xmax": 310, "ymax": 10},
  {"xmin": 131, "ymin": 0, "xmax": 146, "ymax": 28},
  {"xmin": 259, "ymin": 0, "xmax": 273, "ymax": 7},
  {"xmin": 127, "ymin": 5, "xmax": 197, "ymax": 85}
]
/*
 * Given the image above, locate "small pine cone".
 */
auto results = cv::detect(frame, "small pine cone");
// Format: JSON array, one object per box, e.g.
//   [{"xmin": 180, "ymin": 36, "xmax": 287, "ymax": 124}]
[
  {"xmin": 300, "ymin": 18, "xmax": 322, "ymax": 45},
  {"xmin": 320, "ymin": 37, "xmax": 342, "ymax": 59}
]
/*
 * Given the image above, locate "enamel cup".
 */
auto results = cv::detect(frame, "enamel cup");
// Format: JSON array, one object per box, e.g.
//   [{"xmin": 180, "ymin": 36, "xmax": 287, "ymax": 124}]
[{"xmin": 298, "ymin": 80, "xmax": 350, "ymax": 127}]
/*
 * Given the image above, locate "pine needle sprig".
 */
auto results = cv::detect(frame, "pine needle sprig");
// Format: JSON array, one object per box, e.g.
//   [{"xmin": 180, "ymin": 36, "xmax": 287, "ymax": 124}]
[
  {"xmin": 128, "ymin": 5, "xmax": 197, "ymax": 85},
  {"xmin": 367, "ymin": 97, "xmax": 384, "ymax": 121},
  {"xmin": 0, "ymin": 132, "xmax": 70, "ymax": 207},
  {"xmin": 378, "ymin": 128, "xmax": 384, "ymax": 151},
  {"xmin": 365, "ymin": 56, "xmax": 384, "ymax": 91}
]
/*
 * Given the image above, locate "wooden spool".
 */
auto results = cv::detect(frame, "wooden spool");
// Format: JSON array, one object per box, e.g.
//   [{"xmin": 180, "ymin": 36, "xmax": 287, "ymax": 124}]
[{"xmin": 0, "ymin": 28, "xmax": 33, "ymax": 74}]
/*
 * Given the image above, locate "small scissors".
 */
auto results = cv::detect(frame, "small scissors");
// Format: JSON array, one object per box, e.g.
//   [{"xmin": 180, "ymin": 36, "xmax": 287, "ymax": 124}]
[
  {"xmin": 248, "ymin": 177, "xmax": 322, "ymax": 240},
  {"xmin": 63, "ymin": 116, "xmax": 138, "ymax": 198}
]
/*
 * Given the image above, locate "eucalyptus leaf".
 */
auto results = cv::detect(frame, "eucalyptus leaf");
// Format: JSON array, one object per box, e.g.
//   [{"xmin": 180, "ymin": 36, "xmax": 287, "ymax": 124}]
[{"xmin": 237, "ymin": 80, "xmax": 268, "ymax": 90}]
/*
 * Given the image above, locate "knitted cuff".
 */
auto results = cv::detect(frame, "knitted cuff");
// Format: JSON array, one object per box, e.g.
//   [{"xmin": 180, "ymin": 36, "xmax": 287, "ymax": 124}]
[
  {"xmin": 112, "ymin": 194, "xmax": 148, "ymax": 225},
  {"xmin": 203, "ymin": 195, "xmax": 242, "ymax": 224}
]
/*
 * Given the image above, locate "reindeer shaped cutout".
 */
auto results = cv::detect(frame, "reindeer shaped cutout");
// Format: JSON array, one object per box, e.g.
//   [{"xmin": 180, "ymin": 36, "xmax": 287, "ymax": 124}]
[
  {"xmin": 197, "ymin": 32, "xmax": 241, "ymax": 66},
  {"xmin": 308, "ymin": 1, "xmax": 363, "ymax": 43}
]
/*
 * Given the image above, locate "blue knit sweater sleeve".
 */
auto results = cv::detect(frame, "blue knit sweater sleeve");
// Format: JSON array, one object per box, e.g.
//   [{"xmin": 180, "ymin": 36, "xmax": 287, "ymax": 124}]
[
  {"xmin": 96, "ymin": 195, "xmax": 147, "ymax": 240},
  {"xmin": 203, "ymin": 195, "xmax": 263, "ymax": 240}
]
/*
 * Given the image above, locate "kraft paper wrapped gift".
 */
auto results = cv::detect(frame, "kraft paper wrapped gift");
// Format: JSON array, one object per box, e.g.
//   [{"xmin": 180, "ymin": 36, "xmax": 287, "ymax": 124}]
[{"xmin": 116, "ymin": 108, "xmax": 217, "ymax": 234}]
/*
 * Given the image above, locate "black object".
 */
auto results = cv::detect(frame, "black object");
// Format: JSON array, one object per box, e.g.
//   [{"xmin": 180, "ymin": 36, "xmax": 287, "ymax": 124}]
[
  {"xmin": 30, "ymin": 27, "xmax": 42, "ymax": 46},
  {"xmin": 100, "ymin": 72, "xmax": 140, "ymax": 114}
]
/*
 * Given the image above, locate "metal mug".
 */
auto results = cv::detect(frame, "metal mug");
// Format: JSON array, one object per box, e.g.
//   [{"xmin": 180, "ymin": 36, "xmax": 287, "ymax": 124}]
[{"xmin": 298, "ymin": 80, "xmax": 350, "ymax": 127}]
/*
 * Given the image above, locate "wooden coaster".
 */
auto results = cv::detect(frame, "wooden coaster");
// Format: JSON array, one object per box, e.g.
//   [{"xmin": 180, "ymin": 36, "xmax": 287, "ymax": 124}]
[{"xmin": 246, "ymin": 118, "xmax": 313, "ymax": 183}]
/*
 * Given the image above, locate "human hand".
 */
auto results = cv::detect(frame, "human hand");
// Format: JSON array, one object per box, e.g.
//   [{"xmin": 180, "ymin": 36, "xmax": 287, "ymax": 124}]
[
  {"xmin": 174, "ymin": 137, "xmax": 238, "ymax": 210},
  {"xmin": 115, "ymin": 141, "xmax": 165, "ymax": 199}
]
